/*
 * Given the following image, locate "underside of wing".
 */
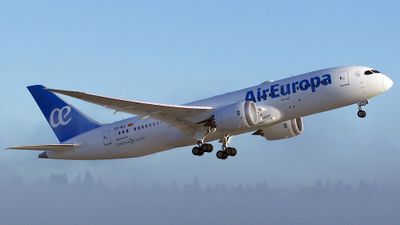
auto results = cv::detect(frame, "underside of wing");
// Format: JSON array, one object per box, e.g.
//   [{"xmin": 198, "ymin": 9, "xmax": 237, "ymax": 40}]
[
  {"xmin": 47, "ymin": 88, "xmax": 214, "ymax": 124},
  {"xmin": 7, "ymin": 144, "xmax": 80, "ymax": 151}
]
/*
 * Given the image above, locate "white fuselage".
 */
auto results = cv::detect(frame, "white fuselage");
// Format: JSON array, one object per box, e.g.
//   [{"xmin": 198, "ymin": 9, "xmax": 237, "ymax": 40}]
[{"xmin": 47, "ymin": 66, "xmax": 392, "ymax": 159}]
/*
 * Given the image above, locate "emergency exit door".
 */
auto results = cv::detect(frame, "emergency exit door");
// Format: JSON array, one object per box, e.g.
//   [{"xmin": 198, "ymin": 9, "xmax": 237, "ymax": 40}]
[
  {"xmin": 338, "ymin": 71, "xmax": 349, "ymax": 86},
  {"xmin": 103, "ymin": 130, "xmax": 112, "ymax": 145}
]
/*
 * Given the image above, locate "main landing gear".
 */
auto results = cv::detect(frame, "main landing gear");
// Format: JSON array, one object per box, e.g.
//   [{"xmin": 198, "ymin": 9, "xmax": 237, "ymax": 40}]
[
  {"xmin": 191, "ymin": 135, "xmax": 238, "ymax": 160},
  {"xmin": 192, "ymin": 143, "xmax": 214, "ymax": 156},
  {"xmin": 216, "ymin": 135, "xmax": 237, "ymax": 160},
  {"xmin": 192, "ymin": 126, "xmax": 216, "ymax": 156},
  {"xmin": 357, "ymin": 100, "xmax": 368, "ymax": 118},
  {"xmin": 216, "ymin": 147, "xmax": 237, "ymax": 160}
]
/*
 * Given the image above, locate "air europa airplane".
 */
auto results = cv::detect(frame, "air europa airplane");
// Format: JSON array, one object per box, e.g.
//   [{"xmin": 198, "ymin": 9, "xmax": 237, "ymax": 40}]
[{"xmin": 8, "ymin": 66, "xmax": 393, "ymax": 160}]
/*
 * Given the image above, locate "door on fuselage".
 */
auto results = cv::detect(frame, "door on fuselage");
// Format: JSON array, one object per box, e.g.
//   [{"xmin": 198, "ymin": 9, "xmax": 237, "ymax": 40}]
[
  {"xmin": 103, "ymin": 130, "xmax": 112, "ymax": 146},
  {"xmin": 337, "ymin": 71, "xmax": 350, "ymax": 87}
]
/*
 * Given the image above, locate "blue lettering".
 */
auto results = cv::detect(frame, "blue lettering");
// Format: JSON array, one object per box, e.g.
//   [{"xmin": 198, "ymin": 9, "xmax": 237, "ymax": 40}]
[
  {"xmin": 269, "ymin": 84, "xmax": 280, "ymax": 99},
  {"xmin": 321, "ymin": 74, "xmax": 332, "ymax": 85},
  {"xmin": 280, "ymin": 84, "xmax": 291, "ymax": 96},
  {"xmin": 310, "ymin": 77, "xmax": 321, "ymax": 92},
  {"xmin": 292, "ymin": 81, "xmax": 299, "ymax": 94},
  {"xmin": 245, "ymin": 91, "xmax": 256, "ymax": 102},
  {"xmin": 261, "ymin": 89, "xmax": 268, "ymax": 100},
  {"xmin": 299, "ymin": 80, "xmax": 310, "ymax": 91},
  {"xmin": 245, "ymin": 74, "xmax": 332, "ymax": 102},
  {"xmin": 257, "ymin": 88, "xmax": 261, "ymax": 102}
]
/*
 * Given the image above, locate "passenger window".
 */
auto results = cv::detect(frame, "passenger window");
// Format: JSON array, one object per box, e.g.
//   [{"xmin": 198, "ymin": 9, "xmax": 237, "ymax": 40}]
[{"xmin": 364, "ymin": 70, "xmax": 373, "ymax": 75}]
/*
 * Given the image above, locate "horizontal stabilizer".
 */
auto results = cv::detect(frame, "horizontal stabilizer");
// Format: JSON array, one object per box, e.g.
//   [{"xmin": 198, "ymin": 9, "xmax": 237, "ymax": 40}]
[{"xmin": 7, "ymin": 144, "xmax": 80, "ymax": 151}]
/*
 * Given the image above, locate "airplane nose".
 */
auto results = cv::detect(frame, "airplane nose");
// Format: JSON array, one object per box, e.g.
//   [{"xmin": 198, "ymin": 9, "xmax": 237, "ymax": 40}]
[{"xmin": 382, "ymin": 74, "xmax": 394, "ymax": 92}]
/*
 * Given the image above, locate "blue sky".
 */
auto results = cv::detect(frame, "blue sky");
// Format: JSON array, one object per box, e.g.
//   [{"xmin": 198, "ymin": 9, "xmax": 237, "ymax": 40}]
[{"xmin": 0, "ymin": 0, "xmax": 399, "ymax": 187}]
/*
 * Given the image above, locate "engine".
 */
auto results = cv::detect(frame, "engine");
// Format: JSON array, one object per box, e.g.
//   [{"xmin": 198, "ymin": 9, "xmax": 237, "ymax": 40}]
[
  {"xmin": 213, "ymin": 101, "xmax": 259, "ymax": 132},
  {"xmin": 254, "ymin": 117, "xmax": 304, "ymax": 140}
]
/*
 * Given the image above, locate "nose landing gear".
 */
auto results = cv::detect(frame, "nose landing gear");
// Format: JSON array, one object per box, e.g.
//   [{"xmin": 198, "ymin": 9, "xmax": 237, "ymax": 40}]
[
  {"xmin": 357, "ymin": 100, "xmax": 368, "ymax": 118},
  {"xmin": 357, "ymin": 110, "xmax": 367, "ymax": 118}
]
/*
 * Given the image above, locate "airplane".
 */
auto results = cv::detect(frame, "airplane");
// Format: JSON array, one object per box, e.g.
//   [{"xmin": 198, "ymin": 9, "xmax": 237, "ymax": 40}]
[{"xmin": 7, "ymin": 66, "xmax": 393, "ymax": 160}]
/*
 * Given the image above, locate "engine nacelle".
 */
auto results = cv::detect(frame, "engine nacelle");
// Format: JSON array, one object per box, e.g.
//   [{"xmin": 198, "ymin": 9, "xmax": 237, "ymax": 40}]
[
  {"xmin": 255, "ymin": 117, "xmax": 304, "ymax": 140},
  {"xmin": 213, "ymin": 101, "xmax": 259, "ymax": 132}
]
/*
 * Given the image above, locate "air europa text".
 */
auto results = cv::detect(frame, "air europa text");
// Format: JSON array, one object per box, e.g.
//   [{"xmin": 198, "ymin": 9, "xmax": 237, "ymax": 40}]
[{"xmin": 245, "ymin": 74, "xmax": 332, "ymax": 102}]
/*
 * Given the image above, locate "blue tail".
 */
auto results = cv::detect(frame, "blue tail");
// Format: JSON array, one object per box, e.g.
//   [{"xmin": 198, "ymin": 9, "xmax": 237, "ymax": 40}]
[{"xmin": 27, "ymin": 85, "xmax": 101, "ymax": 142}]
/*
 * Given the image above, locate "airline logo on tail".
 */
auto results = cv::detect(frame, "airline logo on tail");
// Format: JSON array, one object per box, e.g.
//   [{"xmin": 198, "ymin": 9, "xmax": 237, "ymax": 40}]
[{"xmin": 49, "ymin": 106, "xmax": 72, "ymax": 128}]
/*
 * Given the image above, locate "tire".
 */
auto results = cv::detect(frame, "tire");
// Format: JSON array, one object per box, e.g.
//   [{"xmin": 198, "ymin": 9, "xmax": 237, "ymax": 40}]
[
  {"xmin": 357, "ymin": 110, "xmax": 367, "ymax": 118},
  {"xmin": 197, "ymin": 148, "xmax": 204, "ymax": 156},
  {"xmin": 216, "ymin": 150, "xmax": 228, "ymax": 160},
  {"xmin": 207, "ymin": 144, "xmax": 214, "ymax": 152},
  {"xmin": 230, "ymin": 148, "xmax": 237, "ymax": 157},
  {"xmin": 192, "ymin": 147, "xmax": 200, "ymax": 156},
  {"xmin": 226, "ymin": 147, "xmax": 234, "ymax": 156},
  {"xmin": 202, "ymin": 144, "xmax": 213, "ymax": 153}
]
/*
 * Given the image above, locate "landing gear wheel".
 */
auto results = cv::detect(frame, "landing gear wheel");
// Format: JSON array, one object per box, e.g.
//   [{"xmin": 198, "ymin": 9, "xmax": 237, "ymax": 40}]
[
  {"xmin": 192, "ymin": 147, "xmax": 204, "ymax": 156},
  {"xmin": 357, "ymin": 110, "xmax": 367, "ymax": 118},
  {"xmin": 202, "ymin": 143, "xmax": 214, "ymax": 153},
  {"xmin": 226, "ymin": 147, "xmax": 237, "ymax": 157},
  {"xmin": 357, "ymin": 100, "xmax": 368, "ymax": 119},
  {"xmin": 216, "ymin": 150, "xmax": 228, "ymax": 160},
  {"xmin": 226, "ymin": 147, "xmax": 237, "ymax": 156}
]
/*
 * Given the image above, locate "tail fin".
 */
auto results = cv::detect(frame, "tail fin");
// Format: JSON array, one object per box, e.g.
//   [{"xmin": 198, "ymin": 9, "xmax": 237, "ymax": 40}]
[{"xmin": 27, "ymin": 85, "xmax": 100, "ymax": 142}]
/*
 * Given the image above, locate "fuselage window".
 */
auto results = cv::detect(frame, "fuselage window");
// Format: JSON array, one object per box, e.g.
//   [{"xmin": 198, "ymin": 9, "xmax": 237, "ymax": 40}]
[{"xmin": 141, "ymin": 125, "xmax": 144, "ymax": 129}]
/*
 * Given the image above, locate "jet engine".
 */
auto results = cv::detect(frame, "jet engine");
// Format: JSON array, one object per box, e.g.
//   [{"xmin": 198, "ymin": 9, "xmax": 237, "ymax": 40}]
[
  {"xmin": 213, "ymin": 101, "xmax": 259, "ymax": 132},
  {"xmin": 253, "ymin": 117, "xmax": 304, "ymax": 140}
]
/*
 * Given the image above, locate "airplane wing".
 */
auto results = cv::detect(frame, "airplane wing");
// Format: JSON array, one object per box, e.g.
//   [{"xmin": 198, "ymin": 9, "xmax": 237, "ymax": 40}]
[
  {"xmin": 7, "ymin": 144, "xmax": 80, "ymax": 151},
  {"xmin": 47, "ymin": 88, "xmax": 214, "ymax": 125}
]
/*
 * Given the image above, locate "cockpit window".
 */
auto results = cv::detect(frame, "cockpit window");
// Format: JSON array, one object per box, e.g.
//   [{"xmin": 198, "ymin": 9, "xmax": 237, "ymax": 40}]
[
  {"xmin": 371, "ymin": 70, "xmax": 380, "ymax": 73},
  {"xmin": 364, "ymin": 70, "xmax": 373, "ymax": 75}
]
